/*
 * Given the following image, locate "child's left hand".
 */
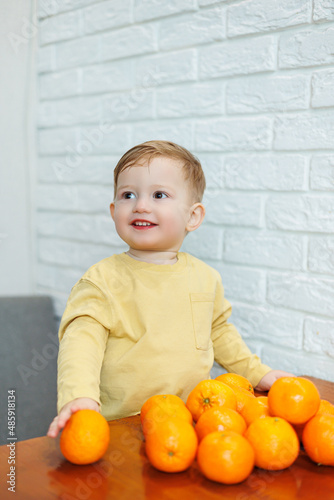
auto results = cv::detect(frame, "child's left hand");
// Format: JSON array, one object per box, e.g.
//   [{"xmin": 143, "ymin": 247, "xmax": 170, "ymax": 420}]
[{"xmin": 255, "ymin": 370, "xmax": 295, "ymax": 392}]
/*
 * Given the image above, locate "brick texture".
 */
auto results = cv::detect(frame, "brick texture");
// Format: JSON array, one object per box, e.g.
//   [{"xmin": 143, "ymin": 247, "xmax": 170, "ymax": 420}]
[
  {"xmin": 279, "ymin": 26, "xmax": 334, "ymax": 68},
  {"xmin": 195, "ymin": 117, "xmax": 272, "ymax": 152},
  {"xmin": 228, "ymin": 0, "xmax": 311, "ymax": 37},
  {"xmin": 199, "ymin": 36, "xmax": 276, "ymax": 79},
  {"xmin": 311, "ymin": 69, "xmax": 334, "ymax": 108},
  {"xmin": 226, "ymin": 75, "xmax": 309, "ymax": 114},
  {"xmin": 223, "ymin": 154, "xmax": 307, "ymax": 190},
  {"xmin": 313, "ymin": 0, "xmax": 334, "ymax": 23},
  {"xmin": 310, "ymin": 155, "xmax": 334, "ymax": 190}
]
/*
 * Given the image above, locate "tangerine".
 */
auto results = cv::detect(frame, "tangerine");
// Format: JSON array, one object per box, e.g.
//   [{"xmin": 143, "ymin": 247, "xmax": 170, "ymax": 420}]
[
  {"xmin": 140, "ymin": 394, "xmax": 187, "ymax": 425},
  {"xmin": 233, "ymin": 386, "xmax": 256, "ymax": 413},
  {"xmin": 245, "ymin": 416, "xmax": 299, "ymax": 471},
  {"xmin": 186, "ymin": 380, "xmax": 237, "ymax": 422},
  {"xmin": 240, "ymin": 396, "xmax": 269, "ymax": 426},
  {"xmin": 216, "ymin": 373, "xmax": 254, "ymax": 394},
  {"xmin": 197, "ymin": 430, "xmax": 255, "ymax": 484},
  {"xmin": 195, "ymin": 407, "xmax": 247, "ymax": 441},
  {"xmin": 293, "ymin": 400, "xmax": 334, "ymax": 442},
  {"xmin": 316, "ymin": 399, "xmax": 334, "ymax": 417},
  {"xmin": 268, "ymin": 377, "xmax": 320, "ymax": 425},
  {"xmin": 142, "ymin": 402, "xmax": 193, "ymax": 436},
  {"xmin": 145, "ymin": 418, "xmax": 198, "ymax": 473},
  {"xmin": 302, "ymin": 413, "xmax": 334, "ymax": 466},
  {"xmin": 60, "ymin": 410, "xmax": 110, "ymax": 465}
]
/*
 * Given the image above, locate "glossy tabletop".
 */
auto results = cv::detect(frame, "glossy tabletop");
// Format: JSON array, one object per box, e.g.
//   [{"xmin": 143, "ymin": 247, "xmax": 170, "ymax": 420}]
[{"xmin": 0, "ymin": 376, "xmax": 333, "ymax": 500}]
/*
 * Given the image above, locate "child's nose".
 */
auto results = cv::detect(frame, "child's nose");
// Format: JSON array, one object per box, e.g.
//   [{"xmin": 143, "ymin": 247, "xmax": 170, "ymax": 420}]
[{"xmin": 133, "ymin": 196, "xmax": 151, "ymax": 213}]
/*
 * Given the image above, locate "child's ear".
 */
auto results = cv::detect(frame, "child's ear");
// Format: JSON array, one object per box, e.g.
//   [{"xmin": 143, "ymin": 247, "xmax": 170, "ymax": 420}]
[
  {"xmin": 186, "ymin": 203, "xmax": 205, "ymax": 232},
  {"xmin": 109, "ymin": 202, "xmax": 115, "ymax": 220}
]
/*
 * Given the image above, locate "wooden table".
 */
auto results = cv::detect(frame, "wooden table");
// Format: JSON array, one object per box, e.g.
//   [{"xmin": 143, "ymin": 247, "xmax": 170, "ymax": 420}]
[{"xmin": 0, "ymin": 376, "xmax": 333, "ymax": 500}]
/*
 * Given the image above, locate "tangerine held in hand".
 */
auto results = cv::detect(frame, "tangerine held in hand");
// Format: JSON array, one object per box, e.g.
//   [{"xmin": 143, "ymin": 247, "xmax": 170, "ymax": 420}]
[
  {"xmin": 60, "ymin": 410, "xmax": 110, "ymax": 465},
  {"xmin": 268, "ymin": 377, "xmax": 320, "ymax": 425}
]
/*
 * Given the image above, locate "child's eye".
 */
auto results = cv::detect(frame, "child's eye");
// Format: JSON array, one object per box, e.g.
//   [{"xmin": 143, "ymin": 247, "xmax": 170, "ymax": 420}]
[
  {"xmin": 154, "ymin": 191, "xmax": 168, "ymax": 199},
  {"xmin": 123, "ymin": 192, "xmax": 135, "ymax": 199}
]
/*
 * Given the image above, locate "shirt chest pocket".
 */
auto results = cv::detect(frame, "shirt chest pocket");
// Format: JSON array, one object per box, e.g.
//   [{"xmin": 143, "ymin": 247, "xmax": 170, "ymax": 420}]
[{"xmin": 190, "ymin": 293, "xmax": 215, "ymax": 351}]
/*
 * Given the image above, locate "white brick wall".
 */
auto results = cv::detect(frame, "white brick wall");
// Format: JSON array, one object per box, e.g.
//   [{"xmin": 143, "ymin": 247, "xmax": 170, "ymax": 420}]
[
  {"xmin": 227, "ymin": 0, "xmax": 312, "ymax": 36},
  {"xmin": 35, "ymin": 0, "xmax": 334, "ymax": 382}
]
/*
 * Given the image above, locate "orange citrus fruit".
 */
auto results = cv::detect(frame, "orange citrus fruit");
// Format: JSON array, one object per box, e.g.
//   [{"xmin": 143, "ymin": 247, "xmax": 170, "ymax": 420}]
[
  {"xmin": 142, "ymin": 402, "xmax": 193, "ymax": 436},
  {"xmin": 302, "ymin": 413, "xmax": 334, "ymax": 466},
  {"xmin": 233, "ymin": 386, "xmax": 256, "ymax": 413},
  {"xmin": 268, "ymin": 377, "xmax": 320, "ymax": 424},
  {"xmin": 186, "ymin": 380, "xmax": 237, "ymax": 422},
  {"xmin": 195, "ymin": 407, "xmax": 247, "ymax": 441},
  {"xmin": 293, "ymin": 400, "xmax": 334, "ymax": 442},
  {"xmin": 197, "ymin": 430, "xmax": 255, "ymax": 484},
  {"xmin": 245, "ymin": 416, "xmax": 299, "ymax": 471},
  {"xmin": 140, "ymin": 394, "xmax": 187, "ymax": 425},
  {"xmin": 316, "ymin": 399, "xmax": 334, "ymax": 416},
  {"xmin": 145, "ymin": 418, "xmax": 198, "ymax": 473},
  {"xmin": 216, "ymin": 373, "xmax": 254, "ymax": 394},
  {"xmin": 60, "ymin": 410, "xmax": 110, "ymax": 465},
  {"xmin": 240, "ymin": 396, "xmax": 269, "ymax": 426}
]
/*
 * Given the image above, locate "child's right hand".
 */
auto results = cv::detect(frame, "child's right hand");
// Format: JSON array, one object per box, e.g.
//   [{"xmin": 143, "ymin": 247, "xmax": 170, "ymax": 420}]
[{"xmin": 47, "ymin": 397, "xmax": 100, "ymax": 438}]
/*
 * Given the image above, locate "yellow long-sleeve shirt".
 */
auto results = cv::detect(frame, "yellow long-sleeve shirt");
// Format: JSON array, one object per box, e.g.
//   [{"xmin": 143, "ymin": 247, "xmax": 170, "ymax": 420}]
[{"xmin": 57, "ymin": 252, "xmax": 271, "ymax": 420}]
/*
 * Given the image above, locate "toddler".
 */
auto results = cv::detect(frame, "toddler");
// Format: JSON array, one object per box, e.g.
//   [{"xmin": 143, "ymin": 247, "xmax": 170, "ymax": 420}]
[{"xmin": 48, "ymin": 140, "xmax": 292, "ymax": 437}]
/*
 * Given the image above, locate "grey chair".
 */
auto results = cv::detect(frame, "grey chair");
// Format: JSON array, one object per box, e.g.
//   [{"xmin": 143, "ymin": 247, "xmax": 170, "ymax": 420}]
[{"xmin": 0, "ymin": 296, "xmax": 58, "ymax": 444}]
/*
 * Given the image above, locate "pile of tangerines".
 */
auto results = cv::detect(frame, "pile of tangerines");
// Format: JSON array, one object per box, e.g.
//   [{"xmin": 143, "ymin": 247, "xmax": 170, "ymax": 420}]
[{"xmin": 141, "ymin": 374, "xmax": 334, "ymax": 484}]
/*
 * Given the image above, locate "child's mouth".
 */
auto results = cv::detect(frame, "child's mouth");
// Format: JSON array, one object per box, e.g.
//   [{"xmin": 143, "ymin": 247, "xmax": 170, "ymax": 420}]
[{"xmin": 131, "ymin": 221, "xmax": 157, "ymax": 230}]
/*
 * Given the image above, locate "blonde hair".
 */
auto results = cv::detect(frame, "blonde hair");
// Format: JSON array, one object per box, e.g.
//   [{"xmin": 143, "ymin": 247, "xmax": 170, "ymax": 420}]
[{"xmin": 113, "ymin": 140, "xmax": 206, "ymax": 202}]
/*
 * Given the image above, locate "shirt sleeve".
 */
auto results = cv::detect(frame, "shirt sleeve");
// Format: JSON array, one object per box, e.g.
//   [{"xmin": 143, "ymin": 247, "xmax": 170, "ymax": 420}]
[
  {"xmin": 57, "ymin": 279, "xmax": 111, "ymax": 413},
  {"xmin": 211, "ymin": 276, "xmax": 271, "ymax": 388}
]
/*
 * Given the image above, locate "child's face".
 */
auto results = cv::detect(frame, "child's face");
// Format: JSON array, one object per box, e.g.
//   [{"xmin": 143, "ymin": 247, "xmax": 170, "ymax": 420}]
[{"xmin": 110, "ymin": 156, "xmax": 204, "ymax": 255}]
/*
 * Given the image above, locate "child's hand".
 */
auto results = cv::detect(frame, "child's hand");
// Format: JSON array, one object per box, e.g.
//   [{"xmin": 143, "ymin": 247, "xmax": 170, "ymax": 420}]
[
  {"xmin": 255, "ymin": 370, "xmax": 295, "ymax": 392},
  {"xmin": 47, "ymin": 397, "xmax": 100, "ymax": 438}
]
